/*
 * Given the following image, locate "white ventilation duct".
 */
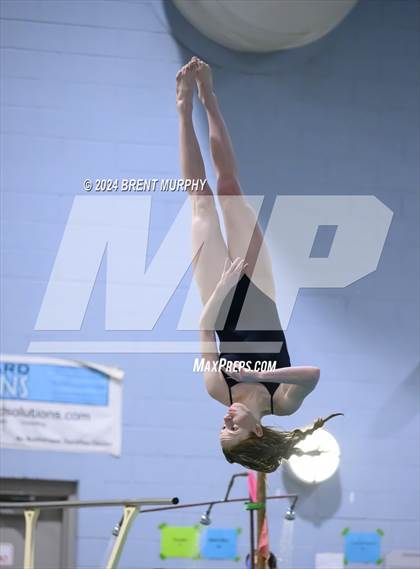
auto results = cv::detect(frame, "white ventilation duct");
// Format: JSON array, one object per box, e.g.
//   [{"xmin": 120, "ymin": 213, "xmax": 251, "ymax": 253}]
[{"xmin": 173, "ymin": 0, "xmax": 359, "ymax": 52}]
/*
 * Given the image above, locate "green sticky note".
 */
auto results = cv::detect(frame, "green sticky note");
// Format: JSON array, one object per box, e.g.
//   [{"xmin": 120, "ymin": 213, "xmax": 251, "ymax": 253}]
[
  {"xmin": 342, "ymin": 527, "xmax": 350, "ymax": 536},
  {"xmin": 160, "ymin": 524, "xmax": 201, "ymax": 559}
]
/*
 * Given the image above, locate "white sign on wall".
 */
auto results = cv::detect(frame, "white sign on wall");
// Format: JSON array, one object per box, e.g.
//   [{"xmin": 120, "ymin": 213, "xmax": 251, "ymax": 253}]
[
  {"xmin": 0, "ymin": 355, "xmax": 123, "ymax": 456},
  {"xmin": 385, "ymin": 550, "xmax": 420, "ymax": 569},
  {"xmin": 315, "ymin": 552, "xmax": 344, "ymax": 569},
  {"xmin": 0, "ymin": 543, "xmax": 14, "ymax": 567}
]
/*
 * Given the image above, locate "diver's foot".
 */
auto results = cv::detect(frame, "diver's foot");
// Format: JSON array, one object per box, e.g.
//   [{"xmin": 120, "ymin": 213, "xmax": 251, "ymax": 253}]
[
  {"xmin": 176, "ymin": 59, "xmax": 198, "ymax": 114},
  {"xmin": 193, "ymin": 57, "xmax": 216, "ymax": 108}
]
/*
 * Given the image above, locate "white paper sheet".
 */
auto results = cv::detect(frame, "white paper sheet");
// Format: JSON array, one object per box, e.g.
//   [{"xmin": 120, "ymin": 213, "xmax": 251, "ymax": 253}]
[{"xmin": 315, "ymin": 552, "xmax": 344, "ymax": 569}]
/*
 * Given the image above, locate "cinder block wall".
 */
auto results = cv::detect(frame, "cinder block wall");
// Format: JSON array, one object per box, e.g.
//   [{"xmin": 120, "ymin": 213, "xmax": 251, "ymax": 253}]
[{"xmin": 1, "ymin": 1, "xmax": 418, "ymax": 567}]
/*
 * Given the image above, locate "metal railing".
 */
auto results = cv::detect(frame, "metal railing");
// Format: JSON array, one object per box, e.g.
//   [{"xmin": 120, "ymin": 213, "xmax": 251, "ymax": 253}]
[{"xmin": 0, "ymin": 497, "xmax": 178, "ymax": 569}]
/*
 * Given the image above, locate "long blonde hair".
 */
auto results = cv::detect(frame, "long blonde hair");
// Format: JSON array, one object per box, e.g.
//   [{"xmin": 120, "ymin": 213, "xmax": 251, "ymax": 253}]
[{"xmin": 221, "ymin": 413, "xmax": 343, "ymax": 473}]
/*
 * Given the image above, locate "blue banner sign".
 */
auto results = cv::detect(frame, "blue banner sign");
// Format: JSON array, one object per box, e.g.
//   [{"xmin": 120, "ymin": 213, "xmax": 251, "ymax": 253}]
[
  {"xmin": 0, "ymin": 355, "xmax": 123, "ymax": 455},
  {"xmin": 0, "ymin": 361, "xmax": 108, "ymax": 406}
]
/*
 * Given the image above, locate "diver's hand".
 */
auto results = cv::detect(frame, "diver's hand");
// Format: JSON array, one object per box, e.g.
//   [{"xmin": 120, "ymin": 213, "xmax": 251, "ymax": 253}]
[
  {"xmin": 200, "ymin": 257, "xmax": 246, "ymax": 329},
  {"xmin": 217, "ymin": 257, "xmax": 248, "ymax": 293},
  {"xmin": 220, "ymin": 365, "xmax": 260, "ymax": 382}
]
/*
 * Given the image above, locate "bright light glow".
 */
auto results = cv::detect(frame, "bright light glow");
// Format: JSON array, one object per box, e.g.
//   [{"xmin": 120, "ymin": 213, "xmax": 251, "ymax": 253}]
[{"xmin": 287, "ymin": 429, "xmax": 340, "ymax": 484}]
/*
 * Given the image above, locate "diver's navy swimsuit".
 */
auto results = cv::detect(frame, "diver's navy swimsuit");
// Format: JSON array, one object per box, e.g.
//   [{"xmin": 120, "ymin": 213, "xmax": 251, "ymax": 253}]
[{"xmin": 214, "ymin": 273, "xmax": 291, "ymax": 414}]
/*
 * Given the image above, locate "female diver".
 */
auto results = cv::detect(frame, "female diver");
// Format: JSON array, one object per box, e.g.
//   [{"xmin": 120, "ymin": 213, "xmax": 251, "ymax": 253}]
[{"xmin": 176, "ymin": 57, "xmax": 342, "ymax": 473}]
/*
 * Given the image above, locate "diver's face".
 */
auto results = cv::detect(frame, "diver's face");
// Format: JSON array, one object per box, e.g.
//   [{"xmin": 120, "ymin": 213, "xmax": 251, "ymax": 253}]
[{"xmin": 219, "ymin": 403, "xmax": 262, "ymax": 449}]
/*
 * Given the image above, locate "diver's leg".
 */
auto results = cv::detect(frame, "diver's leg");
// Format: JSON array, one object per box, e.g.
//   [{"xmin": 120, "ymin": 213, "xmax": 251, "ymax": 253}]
[
  {"xmin": 177, "ymin": 60, "xmax": 229, "ymax": 305},
  {"xmin": 195, "ymin": 58, "xmax": 276, "ymax": 301}
]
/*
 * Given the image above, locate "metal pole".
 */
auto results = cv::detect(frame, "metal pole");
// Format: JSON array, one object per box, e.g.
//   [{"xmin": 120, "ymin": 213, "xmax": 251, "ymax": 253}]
[
  {"xmin": 249, "ymin": 507, "xmax": 255, "ymax": 569},
  {"xmin": 139, "ymin": 494, "xmax": 297, "ymax": 514},
  {"xmin": 246, "ymin": 502, "xmax": 265, "ymax": 569},
  {"xmin": 23, "ymin": 509, "xmax": 40, "ymax": 569},
  {"xmin": 0, "ymin": 498, "xmax": 178, "ymax": 510},
  {"xmin": 202, "ymin": 472, "xmax": 248, "ymax": 524},
  {"xmin": 105, "ymin": 505, "xmax": 140, "ymax": 569},
  {"xmin": 257, "ymin": 473, "xmax": 266, "ymax": 569}
]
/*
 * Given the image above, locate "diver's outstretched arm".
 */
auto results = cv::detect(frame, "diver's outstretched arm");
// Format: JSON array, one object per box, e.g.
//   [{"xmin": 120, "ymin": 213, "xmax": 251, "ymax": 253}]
[
  {"xmin": 228, "ymin": 365, "xmax": 320, "ymax": 388},
  {"xmin": 252, "ymin": 365, "xmax": 320, "ymax": 387},
  {"xmin": 226, "ymin": 365, "xmax": 320, "ymax": 416}
]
